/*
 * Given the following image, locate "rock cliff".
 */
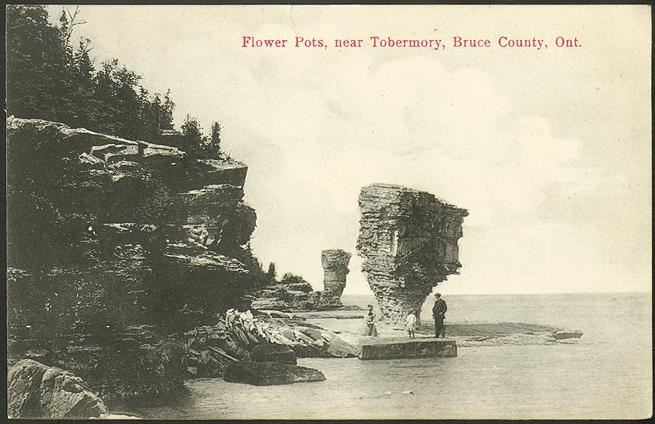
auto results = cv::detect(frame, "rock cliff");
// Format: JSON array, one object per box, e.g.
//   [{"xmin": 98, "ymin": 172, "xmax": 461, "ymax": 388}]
[
  {"xmin": 6, "ymin": 117, "xmax": 260, "ymax": 401},
  {"xmin": 356, "ymin": 184, "xmax": 468, "ymax": 324}
]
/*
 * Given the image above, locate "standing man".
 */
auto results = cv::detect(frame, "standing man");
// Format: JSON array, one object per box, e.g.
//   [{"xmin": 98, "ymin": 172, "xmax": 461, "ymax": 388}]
[{"xmin": 432, "ymin": 293, "xmax": 448, "ymax": 338}]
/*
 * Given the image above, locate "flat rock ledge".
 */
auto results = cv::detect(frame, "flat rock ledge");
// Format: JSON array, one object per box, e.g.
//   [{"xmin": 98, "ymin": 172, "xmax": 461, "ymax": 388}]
[
  {"xmin": 223, "ymin": 361, "xmax": 327, "ymax": 386},
  {"xmin": 249, "ymin": 343, "xmax": 297, "ymax": 365},
  {"xmin": 8, "ymin": 359, "xmax": 108, "ymax": 419},
  {"xmin": 359, "ymin": 337, "xmax": 457, "ymax": 360}
]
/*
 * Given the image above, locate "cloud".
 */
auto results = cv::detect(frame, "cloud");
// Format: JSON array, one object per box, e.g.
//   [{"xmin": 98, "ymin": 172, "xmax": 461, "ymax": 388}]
[{"xmin": 188, "ymin": 27, "xmax": 591, "ymax": 293}]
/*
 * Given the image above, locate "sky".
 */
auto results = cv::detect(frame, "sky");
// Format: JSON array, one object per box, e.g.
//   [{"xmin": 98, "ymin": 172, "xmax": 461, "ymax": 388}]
[{"xmin": 47, "ymin": 5, "xmax": 651, "ymax": 295}]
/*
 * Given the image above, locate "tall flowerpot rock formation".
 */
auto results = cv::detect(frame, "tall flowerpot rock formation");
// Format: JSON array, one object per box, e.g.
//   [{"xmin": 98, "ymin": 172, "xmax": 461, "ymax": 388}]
[{"xmin": 356, "ymin": 183, "xmax": 467, "ymax": 324}]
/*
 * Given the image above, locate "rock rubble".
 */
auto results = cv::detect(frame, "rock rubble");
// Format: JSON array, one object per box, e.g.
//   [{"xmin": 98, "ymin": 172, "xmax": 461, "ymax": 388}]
[{"xmin": 183, "ymin": 309, "xmax": 358, "ymax": 378}]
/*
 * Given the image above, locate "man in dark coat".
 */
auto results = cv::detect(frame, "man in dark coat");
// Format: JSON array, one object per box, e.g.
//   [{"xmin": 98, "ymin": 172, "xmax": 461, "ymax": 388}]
[{"xmin": 432, "ymin": 293, "xmax": 448, "ymax": 338}]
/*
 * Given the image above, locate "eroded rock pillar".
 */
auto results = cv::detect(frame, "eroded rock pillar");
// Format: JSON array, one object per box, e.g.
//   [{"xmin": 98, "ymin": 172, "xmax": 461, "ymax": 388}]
[
  {"xmin": 320, "ymin": 249, "xmax": 351, "ymax": 307},
  {"xmin": 356, "ymin": 184, "xmax": 467, "ymax": 324}
]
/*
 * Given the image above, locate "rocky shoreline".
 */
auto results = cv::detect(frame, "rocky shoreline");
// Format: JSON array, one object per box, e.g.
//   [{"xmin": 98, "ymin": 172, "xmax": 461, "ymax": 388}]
[
  {"xmin": 5, "ymin": 118, "xmax": 581, "ymax": 419},
  {"xmin": 7, "ymin": 306, "xmax": 584, "ymax": 418},
  {"xmin": 182, "ymin": 308, "xmax": 359, "ymax": 379}
]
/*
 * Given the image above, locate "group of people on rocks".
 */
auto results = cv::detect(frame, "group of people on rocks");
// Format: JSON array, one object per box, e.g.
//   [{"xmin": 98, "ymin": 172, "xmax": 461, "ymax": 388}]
[{"xmin": 362, "ymin": 293, "xmax": 448, "ymax": 339}]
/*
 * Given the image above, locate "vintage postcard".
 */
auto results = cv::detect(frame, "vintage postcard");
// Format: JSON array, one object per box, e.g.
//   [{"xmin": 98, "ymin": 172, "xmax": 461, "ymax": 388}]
[{"xmin": 5, "ymin": 3, "xmax": 652, "ymax": 420}]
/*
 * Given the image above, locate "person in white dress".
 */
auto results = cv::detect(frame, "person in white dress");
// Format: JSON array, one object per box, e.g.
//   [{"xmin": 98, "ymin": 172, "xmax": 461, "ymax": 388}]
[{"xmin": 405, "ymin": 313, "xmax": 417, "ymax": 338}]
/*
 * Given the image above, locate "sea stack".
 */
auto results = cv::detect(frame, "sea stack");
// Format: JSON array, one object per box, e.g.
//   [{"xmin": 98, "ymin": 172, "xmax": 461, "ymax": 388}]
[
  {"xmin": 320, "ymin": 249, "xmax": 352, "ymax": 307},
  {"xmin": 356, "ymin": 184, "xmax": 468, "ymax": 324}
]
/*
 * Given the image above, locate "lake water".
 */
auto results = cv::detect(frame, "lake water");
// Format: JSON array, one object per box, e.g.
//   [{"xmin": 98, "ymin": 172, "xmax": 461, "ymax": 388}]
[{"xmin": 127, "ymin": 292, "xmax": 652, "ymax": 419}]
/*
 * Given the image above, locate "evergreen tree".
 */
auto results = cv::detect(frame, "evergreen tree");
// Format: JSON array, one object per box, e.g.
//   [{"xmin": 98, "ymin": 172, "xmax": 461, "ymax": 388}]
[
  {"xmin": 70, "ymin": 38, "xmax": 95, "ymax": 128},
  {"xmin": 6, "ymin": 5, "xmax": 63, "ymax": 120},
  {"xmin": 267, "ymin": 263, "xmax": 277, "ymax": 281},
  {"xmin": 162, "ymin": 90, "xmax": 175, "ymax": 130},
  {"xmin": 181, "ymin": 115, "xmax": 208, "ymax": 157},
  {"xmin": 5, "ymin": 5, "xmax": 223, "ymax": 154},
  {"xmin": 209, "ymin": 122, "xmax": 222, "ymax": 158}
]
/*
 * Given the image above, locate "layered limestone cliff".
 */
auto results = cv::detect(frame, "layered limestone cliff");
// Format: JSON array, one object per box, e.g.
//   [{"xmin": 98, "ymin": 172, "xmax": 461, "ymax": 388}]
[
  {"xmin": 6, "ymin": 117, "xmax": 259, "ymax": 400},
  {"xmin": 356, "ymin": 184, "xmax": 468, "ymax": 324},
  {"xmin": 320, "ymin": 249, "xmax": 351, "ymax": 307}
]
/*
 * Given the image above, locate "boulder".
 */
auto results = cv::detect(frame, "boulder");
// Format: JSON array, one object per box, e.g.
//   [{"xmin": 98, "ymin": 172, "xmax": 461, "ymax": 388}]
[
  {"xmin": 326, "ymin": 337, "xmax": 359, "ymax": 358},
  {"xmin": 250, "ymin": 343, "xmax": 297, "ymax": 364},
  {"xmin": 8, "ymin": 359, "xmax": 108, "ymax": 419},
  {"xmin": 223, "ymin": 361, "xmax": 326, "ymax": 386},
  {"xmin": 300, "ymin": 327, "xmax": 325, "ymax": 341}
]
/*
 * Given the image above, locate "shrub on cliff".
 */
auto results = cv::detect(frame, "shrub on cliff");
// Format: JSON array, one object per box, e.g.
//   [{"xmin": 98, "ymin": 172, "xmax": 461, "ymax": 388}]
[{"xmin": 279, "ymin": 273, "xmax": 313, "ymax": 292}]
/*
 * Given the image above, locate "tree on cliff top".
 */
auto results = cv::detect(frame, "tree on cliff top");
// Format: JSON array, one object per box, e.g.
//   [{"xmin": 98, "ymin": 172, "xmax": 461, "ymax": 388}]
[
  {"xmin": 266, "ymin": 262, "xmax": 277, "ymax": 281},
  {"xmin": 210, "ymin": 122, "xmax": 222, "ymax": 158},
  {"xmin": 180, "ymin": 114, "xmax": 208, "ymax": 158},
  {"xmin": 5, "ymin": 4, "xmax": 220, "ymax": 153}
]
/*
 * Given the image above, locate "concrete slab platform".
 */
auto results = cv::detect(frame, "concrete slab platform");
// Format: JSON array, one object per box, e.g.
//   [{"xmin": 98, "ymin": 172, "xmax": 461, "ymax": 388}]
[{"xmin": 358, "ymin": 337, "xmax": 457, "ymax": 360}]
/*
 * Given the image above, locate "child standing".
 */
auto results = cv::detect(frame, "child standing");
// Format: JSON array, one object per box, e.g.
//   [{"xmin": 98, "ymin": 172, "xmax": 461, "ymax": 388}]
[{"xmin": 405, "ymin": 313, "xmax": 417, "ymax": 338}]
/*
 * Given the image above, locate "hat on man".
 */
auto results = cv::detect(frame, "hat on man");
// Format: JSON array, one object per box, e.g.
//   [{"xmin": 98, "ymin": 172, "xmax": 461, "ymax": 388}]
[{"xmin": 434, "ymin": 293, "xmax": 441, "ymax": 297}]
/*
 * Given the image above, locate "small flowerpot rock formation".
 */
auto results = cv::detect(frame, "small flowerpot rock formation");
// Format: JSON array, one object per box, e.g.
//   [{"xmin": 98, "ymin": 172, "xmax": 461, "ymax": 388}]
[
  {"xmin": 7, "ymin": 359, "xmax": 108, "ymax": 419},
  {"xmin": 320, "ymin": 249, "xmax": 352, "ymax": 307},
  {"xmin": 357, "ymin": 183, "xmax": 468, "ymax": 324}
]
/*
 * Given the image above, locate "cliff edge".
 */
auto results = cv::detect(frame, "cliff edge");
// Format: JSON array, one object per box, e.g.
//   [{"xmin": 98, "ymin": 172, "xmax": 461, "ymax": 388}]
[{"xmin": 6, "ymin": 117, "xmax": 260, "ymax": 400}]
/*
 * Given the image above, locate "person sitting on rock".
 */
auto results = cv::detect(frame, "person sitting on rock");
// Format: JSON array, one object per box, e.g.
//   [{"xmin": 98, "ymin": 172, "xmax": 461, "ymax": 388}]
[
  {"xmin": 365, "ymin": 305, "xmax": 378, "ymax": 337},
  {"xmin": 405, "ymin": 313, "xmax": 417, "ymax": 338}
]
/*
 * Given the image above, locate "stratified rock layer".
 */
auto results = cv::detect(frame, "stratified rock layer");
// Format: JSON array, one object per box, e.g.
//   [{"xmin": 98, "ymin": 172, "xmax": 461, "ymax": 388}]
[
  {"xmin": 6, "ymin": 117, "xmax": 259, "ymax": 400},
  {"xmin": 320, "ymin": 249, "xmax": 351, "ymax": 307},
  {"xmin": 8, "ymin": 359, "xmax": 108, "ymax": 419},
  {"xmin": 356, "ymin": 184, "xmax": 467, "ymax": 324}
]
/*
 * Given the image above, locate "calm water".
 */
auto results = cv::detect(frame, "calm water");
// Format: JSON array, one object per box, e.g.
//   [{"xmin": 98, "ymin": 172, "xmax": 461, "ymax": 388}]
[{"xmin": 128, "ymin": 292, "xmax": 652, "ymax": 419}]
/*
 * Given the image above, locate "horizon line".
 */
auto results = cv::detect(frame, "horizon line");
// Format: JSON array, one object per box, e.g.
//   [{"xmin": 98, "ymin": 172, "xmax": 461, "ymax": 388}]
[{"xmin": 342, "ymin": 290, "xmax": 652, "ymax": 296}]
